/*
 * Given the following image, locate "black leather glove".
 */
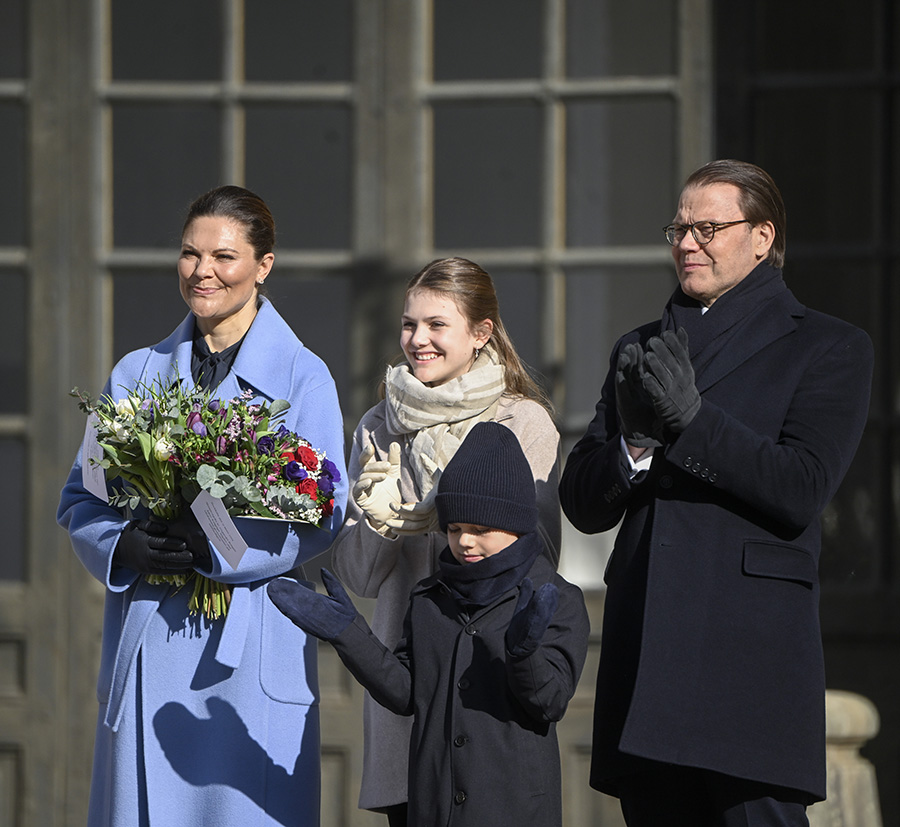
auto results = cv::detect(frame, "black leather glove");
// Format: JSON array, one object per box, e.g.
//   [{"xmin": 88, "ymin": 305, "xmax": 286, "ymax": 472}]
[
  {"xmin": 163, "ymin": 510, "xmax": 212, "ymax": 569},
  {"xmin": 267, "ymin": 569, "xmax": 357, "ymax": 641},
  {"xmin": 506, "ymin": 578, "xmax": 559, "ymax": 659},
  {"xmin": 113, "ymin": 519, "xmax": 194, "ymax": 575},
  {"xmin": 641, "ymin": 328, "xmax": 701, "ymax": 433},
  {"xmin": 615, "ymin": 342, "xmax": 664, "ymax": 448}
]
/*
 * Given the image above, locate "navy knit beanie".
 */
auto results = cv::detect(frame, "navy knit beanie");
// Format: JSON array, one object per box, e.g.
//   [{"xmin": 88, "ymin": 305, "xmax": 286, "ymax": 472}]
[{"xmin": 435, "ymin": 421, "xmax": 538, "ymax": 534}]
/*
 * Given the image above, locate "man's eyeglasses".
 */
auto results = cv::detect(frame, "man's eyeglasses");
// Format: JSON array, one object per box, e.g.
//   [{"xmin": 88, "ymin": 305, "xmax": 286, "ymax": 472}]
[{"xmin": 663, "ymin": 219, "xmax": 751, "ymax": 247}]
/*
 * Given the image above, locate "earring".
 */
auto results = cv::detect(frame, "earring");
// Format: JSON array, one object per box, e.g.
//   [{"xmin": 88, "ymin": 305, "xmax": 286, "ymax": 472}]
[{"xmin": 474, "ymin": 347, "xmax": 481, "ymax": 358}]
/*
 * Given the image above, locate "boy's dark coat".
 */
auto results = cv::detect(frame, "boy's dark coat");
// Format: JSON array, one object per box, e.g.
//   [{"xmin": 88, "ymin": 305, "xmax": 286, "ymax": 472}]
[{"xmin": 331, "ymin": 543, "xmax": 589, "ymax": 826}]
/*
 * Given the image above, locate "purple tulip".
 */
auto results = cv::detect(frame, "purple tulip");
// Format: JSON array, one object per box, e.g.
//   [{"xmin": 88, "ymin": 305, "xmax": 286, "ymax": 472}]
[{"xmin": 186, "ymin": 411, "xmax": 207, "ymax": 436}]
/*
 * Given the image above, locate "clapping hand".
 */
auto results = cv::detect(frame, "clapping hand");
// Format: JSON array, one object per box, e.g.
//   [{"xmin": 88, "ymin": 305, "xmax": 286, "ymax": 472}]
[
  {"xmin": 352, "ymin": 442, "xmax": 402, "ymax": 531},
  {"xmin": 267, "ymin": 569, "xmax": 357, "ymax": 641},
  {"xmin": 386, "ymin": 454, "xmax": 441, "ymax": 536},
  {"xmin": 506, "ymin": 578, "xmax": 559, "ymax": 659},
  {"xmin": 641, "ymin": 328, "xmax": 701, "ymax": 433},
  {"xmin": 615, "ymin": 342, "xmax": 664, "ymax": 448}
]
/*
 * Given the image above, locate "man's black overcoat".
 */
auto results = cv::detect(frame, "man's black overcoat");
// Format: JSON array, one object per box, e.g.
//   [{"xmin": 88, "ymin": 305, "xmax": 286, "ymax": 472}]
[{"xmin": 560, "ymin": 282, "xmax": 873, "ymax": 802}]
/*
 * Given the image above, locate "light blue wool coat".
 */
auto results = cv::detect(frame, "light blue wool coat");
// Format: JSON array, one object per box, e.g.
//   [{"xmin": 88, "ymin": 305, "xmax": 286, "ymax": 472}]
[{"xmin": 58, "ymin": 298, "xmax": 348, "ymax": 827}]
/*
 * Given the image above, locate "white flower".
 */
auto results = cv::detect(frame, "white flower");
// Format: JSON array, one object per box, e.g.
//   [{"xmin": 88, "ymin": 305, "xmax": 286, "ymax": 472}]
[
  {"xmin": 153, "ymin": 437, "xmax": 175, "ymax": 461},
  {"xmin": 115, "ymin": 397, "xmax": 138, "ymax": 417},
  {"xmin": 109, "ymin": 421, "xmax": 131, "ymax": 442}
]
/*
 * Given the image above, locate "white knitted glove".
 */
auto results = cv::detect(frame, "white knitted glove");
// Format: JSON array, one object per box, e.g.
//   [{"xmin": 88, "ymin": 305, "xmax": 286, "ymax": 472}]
[
  {"xmin": 352, "ymin": 442, "xmax": 402, "ymax": 530},
  {"xmin": 386, "ymin": 454, "xmax": 442, "ymax": 536}
]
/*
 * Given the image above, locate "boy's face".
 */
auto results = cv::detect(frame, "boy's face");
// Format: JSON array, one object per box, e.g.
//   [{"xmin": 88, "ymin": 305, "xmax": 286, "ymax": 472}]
[{"xmin": 446, "ymin": 523, "xmax": 519, "ymax": 565}]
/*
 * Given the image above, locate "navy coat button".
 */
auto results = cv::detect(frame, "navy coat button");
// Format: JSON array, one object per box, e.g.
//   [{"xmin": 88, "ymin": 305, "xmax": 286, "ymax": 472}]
[
  {"xmin": 457, "ymin": 678, "xmax": 470, "ymax": 690},
  {"xmin": 465, "ymin": 625, "xmax": 477, "ymax": 635},
  {"xmin": 659, "ymin": 475, "xmax": 673, "ymax": 489},
  {"xmin": 454, "ymin": 735, "xmax": 469, "ymax": 747},
  {"xmin": 683, "ymin": 456, "xmax": 692, "ymax": 468},
  {"xmin": 455, "ymin": 791, "xmax": 467, "ymax": 804}
]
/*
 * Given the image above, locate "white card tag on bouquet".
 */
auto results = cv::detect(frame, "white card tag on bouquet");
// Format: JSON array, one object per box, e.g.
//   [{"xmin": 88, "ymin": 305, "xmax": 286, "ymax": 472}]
[
  {"xmin": 190, "ymin": 490, "xmax": 249, "ymax": 570},
  {"xmin": 81, "ymin": 414, "xmax": 110, "ymax": 502}
]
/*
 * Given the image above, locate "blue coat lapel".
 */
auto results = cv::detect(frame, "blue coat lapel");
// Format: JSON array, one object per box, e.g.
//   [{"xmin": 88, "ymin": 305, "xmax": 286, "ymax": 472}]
[{"xmin": 137, "ymin": 298, "xmax": 295, "ymax": 403}]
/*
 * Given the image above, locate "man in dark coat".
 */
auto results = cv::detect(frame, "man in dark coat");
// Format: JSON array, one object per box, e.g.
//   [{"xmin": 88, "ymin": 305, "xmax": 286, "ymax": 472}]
[
  {"xmin": 559, "ymin": 159, "xmax": 873, "ymax": 826},
  {"xmin": 269, "ymin": 422, "xmax": 589, "ymax": 826}
]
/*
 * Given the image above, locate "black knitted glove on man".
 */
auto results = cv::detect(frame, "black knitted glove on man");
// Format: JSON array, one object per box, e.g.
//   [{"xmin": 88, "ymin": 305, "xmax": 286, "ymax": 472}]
[
  {"xmin": 615, "ymin": 342, "xmax": 664, "ymax": 448},
  {"xmin": 641, "ymin": 328, "xmax": 701, "ymax": 434}
]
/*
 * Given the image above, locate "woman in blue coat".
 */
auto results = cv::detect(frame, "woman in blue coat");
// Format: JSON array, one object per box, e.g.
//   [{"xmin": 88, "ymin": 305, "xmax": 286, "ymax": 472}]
[{"xmin": 57, "ymin": 186, "xmax": 348, "ymax": 826}]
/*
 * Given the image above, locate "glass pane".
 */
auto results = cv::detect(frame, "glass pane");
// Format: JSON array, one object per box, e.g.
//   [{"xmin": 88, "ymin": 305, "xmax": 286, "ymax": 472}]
[
  {"xmin": 784, "ymin": 259, "xmax": 878, "ymax": 337},
  {"xmin": 264, "ymin": 273, "xmax": 352, "ymax": 408},
  {"xmin": 0, "ymin": 102, "xmax": 26, "ymax": 246},
  {"xmin": 0, "ymin": 0, "xmax": 26, "ymax": 78},
  {"xmin": 112, "ymin": 0, "xmax": 221, "ymax": 81},
  {"xmin": 894, "ymin": 261, "xmax": 900, "ymax": 417},
  {"xmin": 753, "ymin": 90, "xmax": 878, "ymax": 247},
  {"xmin": 112, "ymin": 270, "xmax": 188, "ymax": 362},
  {"xmin": 567, "ymin": 0, "xmax": 676, "ymax": 77},
  {"xmin": 758, "ymin": 0, "xmax": 879, "ymax": 73},
  {"xmin": 564, "ymin": 265, "xmax": 674, "ymax": 423},
  {"xmin": 245, "ymin": 0, "xmax": 352, "ymax": 82},
  {"xmin": 0, "ymin": 438, "xmax": 25, "ymax": 580},
  {"xmin": 491, "ymin": 269, "xmax": 542, "ymax": 372},
  {"xmin": 434, "ymin": 102, "xmax": 542, "ymax": 248},
  {"xmin": 566, "ymin": 98, "xmax": 676, "ymax": 247},
  {"xmin": 819, "ymin": 430, "xmax": 880, "ymax": 585},
  {"xmin": 0, "ymin": 271, "xmax": 26, "ymax": 412},
  {"xmin": 245, "ymin": 105, "xmax": 352, "ymax": 250},
  {"xmin": 113, "ymin": 104, "xmax": 221, "ymax": 248},
  {"xmin": 434, "ymin": 0, "xmax": 542, "ymax": 80}
]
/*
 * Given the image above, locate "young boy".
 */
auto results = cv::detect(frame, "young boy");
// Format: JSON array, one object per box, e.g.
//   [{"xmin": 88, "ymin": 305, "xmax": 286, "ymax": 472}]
[{"xmin": 268, "ymin": 421, "xmax": 590, "ymax": 826}]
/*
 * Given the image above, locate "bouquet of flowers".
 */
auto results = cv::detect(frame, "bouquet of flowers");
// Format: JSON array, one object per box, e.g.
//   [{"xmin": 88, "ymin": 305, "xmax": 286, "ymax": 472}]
[{"xmin": 72, "ymin": 377, "xmax": 340, "ymax": 619}]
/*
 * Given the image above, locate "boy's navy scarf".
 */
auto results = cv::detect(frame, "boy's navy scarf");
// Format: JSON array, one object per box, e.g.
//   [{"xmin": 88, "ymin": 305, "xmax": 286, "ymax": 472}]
[{"xmin": 437, "ymin": 531, "xmax": 543, "ymax": 610}]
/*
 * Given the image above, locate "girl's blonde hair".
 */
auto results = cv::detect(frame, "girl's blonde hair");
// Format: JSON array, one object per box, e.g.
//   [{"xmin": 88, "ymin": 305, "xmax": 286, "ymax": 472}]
[{"xmin": 400, "ymin": 257, "xmax": 553, "ymax": 413}]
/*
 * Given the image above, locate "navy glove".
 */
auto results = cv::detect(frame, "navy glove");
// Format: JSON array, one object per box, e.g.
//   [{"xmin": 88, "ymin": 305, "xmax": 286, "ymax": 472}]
[
  {"xmin": 641, "ymin": 328, "xmax": 701, "ymax": 433},
  {"xmin": 615, "ymin": 342, "xmax": 664, "ymax": 448},
  {"xmin": 506, "ymin": 578, "xmax": 559, "ymax": 659},
  {"xmin": 267, "ymin": 569, "xmax": 357, "ymax": 641},
  {"xmin": 113, "ymin": 519, "xmax": 194, "ymax": 575},
  {"xmin": 164, "ymin": 510, "xmax": 212, "ymax": 568}
]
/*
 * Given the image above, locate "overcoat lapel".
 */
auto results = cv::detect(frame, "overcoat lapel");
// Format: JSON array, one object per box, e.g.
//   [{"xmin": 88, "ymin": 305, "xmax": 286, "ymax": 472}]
[{"xmin": 693, "ymin": 290, "xmax": 806, "ymax": 393}]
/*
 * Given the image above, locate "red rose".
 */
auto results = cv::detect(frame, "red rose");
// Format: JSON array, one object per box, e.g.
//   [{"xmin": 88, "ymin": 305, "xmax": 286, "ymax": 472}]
[
  {"xmin": 322, "ymin": 498, "xmax": 334, "ymax": 517},
  {"xmin": 297, "ymin": 478, "xmax": 318, "ymax": 498},
  {"xmin": 296, "ymin": 446, "xmax": 319, "ymax": 471}
]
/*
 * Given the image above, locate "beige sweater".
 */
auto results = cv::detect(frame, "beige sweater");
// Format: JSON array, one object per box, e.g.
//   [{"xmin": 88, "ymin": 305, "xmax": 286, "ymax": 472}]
[{"xmin": 330, "ymin": 394, "xmax": 561, "ymax": 810}]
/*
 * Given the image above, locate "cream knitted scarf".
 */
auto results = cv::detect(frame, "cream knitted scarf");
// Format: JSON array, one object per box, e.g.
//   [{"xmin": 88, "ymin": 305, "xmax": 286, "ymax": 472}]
[{"xmin": 384, "ymin": 345, "xmax": 505, "ymax": 498}]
